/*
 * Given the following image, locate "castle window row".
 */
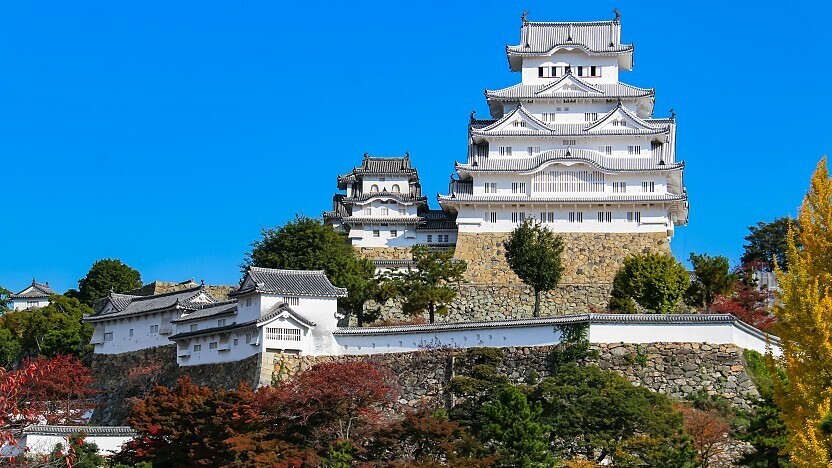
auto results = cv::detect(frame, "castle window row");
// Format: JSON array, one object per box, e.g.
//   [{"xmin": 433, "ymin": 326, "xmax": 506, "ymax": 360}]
[
  {"xmin": 480, "ymin": 179, "xmax": 658, "ymax": 194},
  {"xmin": 485, "ymin": 211, "xmax": 643, "ymax": 224},
  {"xmin": 489, "ymin": 144, "xmax": 650, "ymax": 157},
  {"xmin": 537, "ymin": 65, "xmax": 601, "ymax": 78},
  {"xmin": 426, "ymin": 234, "xmax": 450, "ymax": 243}
]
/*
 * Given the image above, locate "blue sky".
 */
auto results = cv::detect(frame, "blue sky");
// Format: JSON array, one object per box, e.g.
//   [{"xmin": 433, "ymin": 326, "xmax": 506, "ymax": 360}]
[{"xmin": 1, "ymin": 1, "xmax": 830, "ymax": 293}]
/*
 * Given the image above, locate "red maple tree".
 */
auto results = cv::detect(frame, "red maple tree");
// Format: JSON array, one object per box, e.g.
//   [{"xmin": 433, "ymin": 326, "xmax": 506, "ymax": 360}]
[
  {"xmin": 679, "ymin": 405, "xmax": 731, "ymax": 468},
  {"xmin": 17, "ymin": 355, "xmax": 99, "ymax": 426}
]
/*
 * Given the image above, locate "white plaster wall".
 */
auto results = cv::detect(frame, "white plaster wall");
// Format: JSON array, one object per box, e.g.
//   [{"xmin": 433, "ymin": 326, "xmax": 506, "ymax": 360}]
[
  {"xmin": 416, "ymin": 231, "xmax": 457, "ymax": 244},
  {"xmin": 360, "ymin": 175, "xmax": 411, "ymax": 194},
  {"xmin": 90, "ymin": 310, "xmax": 178, "ymax": 354},
  {"xmin": 335, "ymin": 324, "xmax": 565, "ymax": 355},
  {"xmin": 521, "ymin": 53, "xmax": 620, "ymax": 84},
  {"xmin": 176, "ymin": 327, "xmax": 261, "ymax": 366},
  {"xmin": 11, "ymin": 298, "xmax": 49, "ymax": 311},
  {"xmin": 486, "ymin": 136, "xmax": 658, "ymax": 159},
  {"xmin": 15, "ymin": 433, "xmax": 133, "ymax": 456},
  {"xmin": 350, "ymin": 226, "xmax": 419, "ymax": 247}
]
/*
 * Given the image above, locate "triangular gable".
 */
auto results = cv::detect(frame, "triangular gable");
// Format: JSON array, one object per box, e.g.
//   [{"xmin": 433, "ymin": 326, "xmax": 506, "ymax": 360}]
[
  {"xmin": 583, "ymin": 102, "xmax": 662, "ymax": 132},
  {"xmin": 535, "ymin": 74, "xmax": 603, "ymax": 96},
  {"xmin": 259, "ymin": 307, "xmax": 315, "ymax": 330},
  {"xmin": 239, "ymin": 273, "xmax": 257, "ymax": 292},
  {"xmin": 478, "ymin": 103, "xmax": 551, "ymax": 133}
]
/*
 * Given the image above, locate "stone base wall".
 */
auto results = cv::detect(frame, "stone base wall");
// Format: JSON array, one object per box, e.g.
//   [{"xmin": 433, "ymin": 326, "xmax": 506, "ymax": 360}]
[
  {"xmin": 87, "ymin": 341, "xmax": 760, "ymax": 425},
  {"xmin": 355, "ymin": 246, "xmax": 412, "ymax": 261},
  {"xmin": 454, "ymin": 231, "xmax": 671, "ymax": 284},
  {"xmin": 264, "ymin": 342, "xmax": 759, "ymax": 410},
  {"xmin": 86, "ymin": 346, "xmax": 261, "ymax": 426},
  {"xmin": 361, "ymin": 283, "xmax": 612, "ymax": 325}
]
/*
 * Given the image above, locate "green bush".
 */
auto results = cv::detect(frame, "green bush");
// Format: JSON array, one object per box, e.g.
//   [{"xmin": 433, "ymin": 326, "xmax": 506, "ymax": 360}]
[{"xmin": 610, "ymin": 252, "xmax": 690, "ymax": 314}]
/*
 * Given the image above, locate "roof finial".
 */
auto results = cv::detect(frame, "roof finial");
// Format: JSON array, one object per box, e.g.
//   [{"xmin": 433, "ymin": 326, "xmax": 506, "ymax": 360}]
[
  {"xmin": 669, "ymin": 108, "xmax": 676, "ymax": 119},
  {"xmin": 32, "ymin": 278, "xmax": 36, "ymax": 285},
  {"xmin": 404, "ymin": 151, "xmax": 410, "ymax": 159},
  {"xmin": 564, "ymin": 65, "xmax": 572, "ymax": 75},
  {"xmin": 469, "ymin": 109, "xmax": 477, "ymax": 122},
  {"xmin": 613, "ymin": 8, "xmax": 621, "ymax": 22},
  {"xmin": 110, "ymin": 286, "xmax": 114, "ymax": 294},
  {"xmin": 200, "ymin": 279, "xmax": 205, "ymax": 288},
  {"xmin": 521, "ymin": 10, "xmax": 528, "ymax": 23},
  {"xmin": 363, "ymin": 152, "xmax": 369, "ymax": 159},
  {"xmin": 565, "ymin": 147, "xmax": 572, "ymax": 157}
]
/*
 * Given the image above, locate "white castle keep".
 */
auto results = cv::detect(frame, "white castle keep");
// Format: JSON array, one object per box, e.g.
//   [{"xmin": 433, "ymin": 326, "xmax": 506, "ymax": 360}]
[{"xmin": 326, "ymin": 14, "xmax": 687, "ymax": 276}]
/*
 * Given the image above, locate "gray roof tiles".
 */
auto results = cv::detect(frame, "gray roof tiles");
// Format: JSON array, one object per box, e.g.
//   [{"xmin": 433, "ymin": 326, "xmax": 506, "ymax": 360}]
[
  {"xmin": 231, "ymin": 267, "xmax": 348, "ymax": 298},
  {"xmin": 456, "ymin": 148, "xmax": 682, "ymax": 173},
  {"xmin": 486, "ymin": 80, "xmax": 653, "ymax": 101},
  {"xmin": 507, "ymin": 21, "xmax": 632, "ymax": 56},
  {"xmin": 22, "ymin": 425, "xmax": 137, "ymax": 437},
  {"xmin": 172, "ymin": 301, "xmax": 238, "ymax": 324},
  {"xmin": 10, "ymin": 280, "xmax": 56, "ymax": 299},
  {"xmin": 85, "ymin": 286, "xmax": 220, "ymax": 322}
]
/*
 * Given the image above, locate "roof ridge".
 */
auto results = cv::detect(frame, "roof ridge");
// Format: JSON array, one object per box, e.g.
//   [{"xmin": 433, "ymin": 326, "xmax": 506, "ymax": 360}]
[
  {"xmin": 126, "ymin": 285, "xmax": 205, "ymax": 301},
  {"xmin": 248, "ymin": 266, "xmax": 327, "ymax": 275}
]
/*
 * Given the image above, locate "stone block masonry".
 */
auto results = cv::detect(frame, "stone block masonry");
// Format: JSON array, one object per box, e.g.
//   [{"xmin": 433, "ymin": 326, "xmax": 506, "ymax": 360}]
[
  {"xmin": 87, "ymin": 341, "xmax": 760, "ymax": 425},
  {"xmin": 355, "ymin": 246, "xmax": 412, "ymax": 261},
  {"xmin": 454, "ymin": 231, "xmax": 671, "ymax": 284}
]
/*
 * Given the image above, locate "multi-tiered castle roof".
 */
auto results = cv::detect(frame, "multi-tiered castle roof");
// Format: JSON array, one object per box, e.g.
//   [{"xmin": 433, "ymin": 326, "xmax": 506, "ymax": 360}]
[{"xmin": 440, "ymin": 12, "xmax": 688, "ymax": 234}]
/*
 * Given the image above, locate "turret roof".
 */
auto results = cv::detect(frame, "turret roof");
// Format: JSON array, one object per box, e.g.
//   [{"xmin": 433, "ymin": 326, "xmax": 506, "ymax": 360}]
[
  {"xmin": 485, "ymin": 79, "xmax": 653, "ymax": 101},
  {"xmin": 507, "ymin": 19, "xmax": 633, "ymax": 71},
  {"xmin": 84, "ymin": 286, "xmax": 220, "ymax": 322},
  {"xmin": 337, "ymin": 154, "xmax": 418, "ymax": 188},
  {"xmin": 10, "ymin": 280, "xmax": 56, "ymax": 299},
  {"xmin": 230, "ymin": 267, "xmax": 347, "ymax": 298}
]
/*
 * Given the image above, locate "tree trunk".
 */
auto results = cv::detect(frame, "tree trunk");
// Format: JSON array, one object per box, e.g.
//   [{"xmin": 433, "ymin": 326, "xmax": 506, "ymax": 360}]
[
  {"xmin": 534, "ymin": 290, "xmax": 541, "ymax": 317},
  {"xmin": 429, "ymin": 302, "xmax": 435, "ymax": 324},
  {"xmin": 357, "ymin": 306, "xmax": 364, "ymax": 327}
]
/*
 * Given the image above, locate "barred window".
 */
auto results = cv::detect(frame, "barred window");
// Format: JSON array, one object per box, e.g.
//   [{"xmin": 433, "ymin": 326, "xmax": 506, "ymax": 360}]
[
  {"xmin": 532, "ymin": 170, "xmax": 605, "ymax": 193},
  {"xmin": 597, "ymin": 211, "xmax": 612, "ymax": 223},
  {"xmin": 511, "ymin": 182, "xmax": 526, "ymax": 194},
  {"xmin": 563, "ymin": 139, "xmax": 576, "ymax": 146},
  {"xmin": 627, "ymin": 211, "xmax": 642, "ymax": 223},
  {"xmin": 612, "ymin": 182, "xmax": 627, "ymax": 193},
  {"xmin": 642, "ymin": 181, "xmax": 656, "ymax": 193},
  {"xmin": 499, "ymin": 146, "xmax": 512, "ymax": 156},
  {"xmin": 266, "ymin": 328, "xmax": 302, "ymax": 342},
  {"xmin": 568, "ymin": 212, "xmax": 584, "ymax": 223}
]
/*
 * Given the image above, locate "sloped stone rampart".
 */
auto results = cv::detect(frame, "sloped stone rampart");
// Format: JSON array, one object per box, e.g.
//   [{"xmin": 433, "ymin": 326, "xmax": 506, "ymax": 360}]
[
  {"xmin": 87, "ymin": 342, "xmax": 759, "ymax": 425},
  {"xmin": 454, "ymin": 231, "xmax": 671, "ymax": 284}
]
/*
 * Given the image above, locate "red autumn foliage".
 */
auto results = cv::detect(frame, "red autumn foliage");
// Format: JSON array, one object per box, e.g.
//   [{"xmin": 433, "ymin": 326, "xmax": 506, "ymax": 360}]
[
  {"xmin": 679, "ymin": 405, "xmax": 731, "ymax": 468},
  {"xmin": 256, "ymin": 361, "xmax": 399, "ymax": 447},
  {"xmin": 17, "ymin": 355, "xmax": 99, "ymax": 425},
  {"xmin": 119, "ymin": 376, "xmax": 310, "ymax": 467},
  {"xmin": 711, "ymin": 281, "xmax": 775, "ymax": 331}
]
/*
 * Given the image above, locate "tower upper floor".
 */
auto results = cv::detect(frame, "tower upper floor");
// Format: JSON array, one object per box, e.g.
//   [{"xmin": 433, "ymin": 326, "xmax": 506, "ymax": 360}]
[{"xmin": 508, "ymin": 13, "xmax": 634, "ymax": 86}]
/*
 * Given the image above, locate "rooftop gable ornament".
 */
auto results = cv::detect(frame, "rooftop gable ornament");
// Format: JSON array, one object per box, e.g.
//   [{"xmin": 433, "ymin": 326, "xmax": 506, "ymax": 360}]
[
  {"xmin": 469, "ymin": 109, "xmax": 476, "ymax": 122},
  {"xmin": 613, "ymin": 8, "xmax": 621, "ymax": 22},
  {"xmin": 669, "ymin": 108, "xmax": 676, "ymax": 119}
]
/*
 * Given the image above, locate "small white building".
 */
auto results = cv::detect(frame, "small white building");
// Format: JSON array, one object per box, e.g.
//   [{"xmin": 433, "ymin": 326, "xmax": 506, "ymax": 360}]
[
  {"xmin": 169, "ymin": 267, "xmax": 348, "ymax": 366},
  {"xmin": 8, "ymin": 280, "xmax": 55, "ymax": 311},
  {"xmin": 83, "ymin": 285, "xmax": 221, "ymax": 354},
  {"xmin": 11, "ymin": 425, "xmax": 136, "ymax": 457},
  {"xmin": 325, "ymin": 154, "xmax": 458, "ymax": 269}
]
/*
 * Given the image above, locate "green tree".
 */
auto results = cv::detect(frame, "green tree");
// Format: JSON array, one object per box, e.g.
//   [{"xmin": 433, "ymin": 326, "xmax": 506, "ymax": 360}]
[
  {"xmin": 0, "ymin": 295, "xmax": 93, "ymax": 357},
  {"xmin": 610, "ymin": 252, "xmax": 690, "ymax": 314},
  {"xmin": 76, "ymin": 259, "xmax": 142, "ymax": 306},
  {"xmin": 0, "ymin": 285, "xmax": 10, "ymax": 310},
  {"xmin": 0, "ymin": 329, "xmax": 20, "ymax": 366},
  {"xmin": 503, "ymin": 218, "xmax": 565, "ymax": 317},
  {"xmin": 685, "ymin": 252, "xmax": 736, "ymax": 309},
  {"xmin": 741, "ymin": 216, "xmax": 798, "ymax": 270},
  {"xmin": 480, "ymin": 385, "xmax": 555, "ymax": 467},
  {"xmin": 532, "ymin": 363, "xmax": 693, "ymax": 465},
  {"xmin": 396, "ymin": 245, "xmax": 466, "ymax": 323},
  {"xmin": 737, "ymin": 350, "xmax": 790, "ymax": 467},
  {"xmin": 245, "ymin": 215, "xmax": 379, "ymax": 326}
]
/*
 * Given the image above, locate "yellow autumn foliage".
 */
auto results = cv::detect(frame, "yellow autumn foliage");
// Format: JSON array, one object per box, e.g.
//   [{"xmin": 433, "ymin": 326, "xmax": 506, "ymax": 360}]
[{"xmin": 774, "ymin": 156, "xmax": 832, "ymax": 466}]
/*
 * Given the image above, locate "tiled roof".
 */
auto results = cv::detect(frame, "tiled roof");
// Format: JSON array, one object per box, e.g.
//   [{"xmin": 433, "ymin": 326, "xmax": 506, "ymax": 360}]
[
  {"xmin": 323, "ymin": 194, "xmax": 350, "ymax": 221},
  {"xmin": 417, "ymin": 210, "xmax": 458, "ymax": 231},
  {"xmin": 22, "ymin": 425, "xmax": 137, "ymax": 437},
  {"xmin": 334, "ymin": 313, "xmax": 779, "ymax": 346},
  {"xmin": 172, "ymin": 301, "xmax": 238, "ymax": 324},
  {"xmin": 438, "ymin": 192, "xmax": 687, "ymax": 204},
  {"xmin": 230, "ymin": 267, "xmax": 348, "ymax": 298},
  {"xmin": 341, "ymin": 215, "xmax": 424, "ymax": 225},
  {"xmin": 506, "ymin": 20, "xmax": 633, "ymax": 70},
  {"xmin": 469, "ymin": 102, "xmax": 668, "ymax": 139},
  {"xmin": 372, "ymin": 259, "xmax": 415, "ymax": 268},
  {"xmin": 343, "ymin": 192, "xmax": 427, "ymax": 205},
  {"xmin": 258, "ymin": 302, "xmax": 316, "ymax": 328},
  {"xmin": 169, "ymin": 319, "xmax": 257, "ymax": 341},
  {"xmin": 337, "ymin": 154, "xmax": 418, "ymax": 187},
  {"xmin": 486, "ymin": 80, "xmax": 653, "ymax": 101},
  {"xmin": 455, "ymin": 148, "xmax": 682, "ymax": 173},
  {"xmin": 10, "ymin": 280, "xmax": 56, "ymax": 299},
  {"xmin": 85, "ymin": 286, "xmax": 220, "ymax": 322}
]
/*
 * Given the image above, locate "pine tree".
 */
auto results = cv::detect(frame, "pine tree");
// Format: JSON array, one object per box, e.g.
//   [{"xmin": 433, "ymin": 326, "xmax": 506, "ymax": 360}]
[
  {"xmin": 480, "ymin": 385, "xmax": 554, "ymax": 467},
  {"xmin": 503, "ymin": 218, "xmax": 565, "ymax": 317},
  {"xmin": 773, "ymin": 156, "xmax": 832, "ymax": 465}
]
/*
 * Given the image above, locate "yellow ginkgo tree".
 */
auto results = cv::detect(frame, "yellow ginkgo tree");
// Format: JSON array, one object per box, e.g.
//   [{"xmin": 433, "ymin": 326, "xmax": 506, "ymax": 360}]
[{"xmin": 773, "ymin": 156, "xmax": 832, "ymax": 465}]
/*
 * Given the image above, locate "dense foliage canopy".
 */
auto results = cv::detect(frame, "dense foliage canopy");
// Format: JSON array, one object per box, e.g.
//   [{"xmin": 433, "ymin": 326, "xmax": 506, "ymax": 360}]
[
  {"xmin": 244, "ymin": 214, "xmax": 378, "ymax": 325},
  {"xmin": 503, "ymin": 218, "xmax": 565, "ymax": 317},
  {"xmin": 395, "ymin": 244, "xmax": 467, "ymax": 323},
  {"xmin": 73, "ymin": 258, "xmax": 142, "ymax": 306},
  {"xmin": 0, "ymin": 294, "xmax": 93, "ymax": 360},
  {"xmin": 610, "ymin": 252, "xmax": 690, "ymax": 314},
  {"xmin": 685, "ymin": 252, "xmax": 736, "ymax": 309},
  {"xmin": 741, "ymin": 216, "xmax": 798, "ymax": 270}
]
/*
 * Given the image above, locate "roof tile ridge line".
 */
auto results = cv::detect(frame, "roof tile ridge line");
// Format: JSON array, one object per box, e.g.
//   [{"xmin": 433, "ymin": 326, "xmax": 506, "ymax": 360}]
[
  {"xmin": 128, "ymin": 284, "xmax": 205, "ymax": 301},
  {"xmin": 535, "ymin": 74, "xmax": 603, "ymax": 96},
  {"xmin": 582, "ymin": 101, "xmax": 656, "ymax": 132},
  {"xmin": 525, "ymin": 20, "xmax": 617, "ymax": 26},
  {"xmin": 194, "ymin": 299, "xmax": 237, "ymax": 309},
  {"xmin": 249, "ymin": 266, "xmax": 327, "ymax": 275}
]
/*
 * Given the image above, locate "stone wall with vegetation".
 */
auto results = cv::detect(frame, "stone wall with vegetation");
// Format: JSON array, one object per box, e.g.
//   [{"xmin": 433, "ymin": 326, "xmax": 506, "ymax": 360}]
[
  {"xmin": 264, "ymin": 342, "xmax": 759, "ymax": 410},
  {"xmin": 354, "ymin": 246, "xmax": 412, "ymax": 261},
  {"xmin": 360, "ymin": 283, "xmax": 612, "ymax": 326},
  {"xmin": 86, "ymin": 346, "xmax": 261, "ymax": 425},
  {"xmin": 454, "ymin": 231, "xmax": 671, "ymax": 284},
  {"xmin": 88, "ymin": 341, "xmax": 759, "ymax": 425}
]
